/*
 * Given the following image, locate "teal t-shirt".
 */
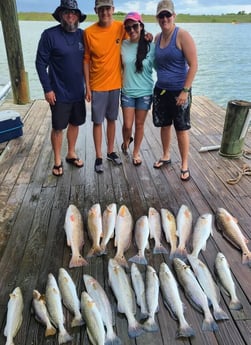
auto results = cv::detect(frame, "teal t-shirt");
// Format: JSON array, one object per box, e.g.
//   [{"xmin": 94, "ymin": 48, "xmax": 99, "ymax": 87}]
[{"xmin": 121, "ymin": 40, "xmax": 155, "ymax": 97}]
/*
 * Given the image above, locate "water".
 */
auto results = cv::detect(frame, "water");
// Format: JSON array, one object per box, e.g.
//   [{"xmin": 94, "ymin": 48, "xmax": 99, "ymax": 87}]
[{"xmin": 1, "ymin": 21, "xmax": 251, "ymax": 108}]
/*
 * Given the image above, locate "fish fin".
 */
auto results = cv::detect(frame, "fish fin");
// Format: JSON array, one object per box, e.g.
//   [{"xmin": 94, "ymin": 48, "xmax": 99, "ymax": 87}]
[
  {"xmin": 45, "ymin": 326, "xmax": 57, "ymax": 337},
  {"xmin": 58, "ymin": 329, "xmax": 73, "ymax": 344},
  {"xmin": 128, "ymin": 253, "xmax": 147, "ymax": 265},
  {"xmin": 229, "ymin": 299, "xmax": 243, "ymax": 310},
  {"xmin": 142, "ymin": 316, "xmax": 159, "ymax": 333},
  {"xmin": 153, "ymin": 244, "xmax": 168, "ymax": 255},
  {"xmin": 87, "ymin": 246, "xmax": 102, "ymax": 258},
  {"xmin": 71, "ymin": 315, "xmax": 85, "ymax": 327},
  {"xmin": 69, "ymin": 254, "xmax": 88, "ymax": 268},
  {"xmin": 163, "ymin": 300, "xmax": 178, "ymax": 320},
  {"xmin": 176, "ymin": 323, "xmax": 195, "ymax": 338},
  {"xmin": 202, "ymin": 318, "xmax": 218, "ymax": 332},
  {"xmin": 128, "ymin": 320, "xmax": 144, "ymax": 338},
  {"xmin": 114, "ymin": 254, "xmax": 129, "ymax": 268},
  {"xmin": 105, "ymin": 334, "xmax": 122, "ymax": 345}
]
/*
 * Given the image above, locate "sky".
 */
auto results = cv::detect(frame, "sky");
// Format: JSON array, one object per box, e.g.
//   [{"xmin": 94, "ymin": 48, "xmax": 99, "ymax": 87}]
[{"xmin": 16, "ymin": 0, "xmax": 251, "ymax": 16}]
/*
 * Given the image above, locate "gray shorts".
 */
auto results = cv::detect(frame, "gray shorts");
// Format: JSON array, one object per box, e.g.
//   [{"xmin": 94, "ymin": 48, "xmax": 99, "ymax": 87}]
[{"xmin": 91, "ymin": 89, "xmax": 120, "ymax": 124}]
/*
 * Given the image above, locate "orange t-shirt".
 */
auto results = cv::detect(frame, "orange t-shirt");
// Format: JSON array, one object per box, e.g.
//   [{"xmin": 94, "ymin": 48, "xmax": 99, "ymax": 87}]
[{"xmin": 84, "ymin": 21, "xmax": 127, "ymax": 91}]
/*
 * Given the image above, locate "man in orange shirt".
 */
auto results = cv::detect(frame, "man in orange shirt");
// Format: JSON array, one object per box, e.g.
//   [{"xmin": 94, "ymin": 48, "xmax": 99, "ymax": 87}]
[{"xmin": 84, "ymin": 0, "xmax": 127, "ymax": 173}]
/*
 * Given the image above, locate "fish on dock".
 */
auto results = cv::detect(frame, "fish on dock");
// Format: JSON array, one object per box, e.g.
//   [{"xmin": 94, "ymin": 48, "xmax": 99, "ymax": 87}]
[
  {"xmin": 129, "ymin": 215, "xmax": 150, "ymax": 265},
  {"xmin": 174, "ymin": 204, "xmax": 193, "ymax": 260},
  {"xmin": 173, "ymin": 258, "xmax": 218, "ymax": 332},
  {"xmin": 87, "ymin": 203, "xmax": 103, "ymax": 258},
  {"xmin": 160, "ymin": 208, "xmax": 177, "ymax": 259},
  {"xmin": 64, "ymin": 204, "xmax": 88, "ymax": 268},
  {"xmin": 148, "ymin": 207, "xmax": 168, "ymax": 255},
  {"xmin": 83, "ymin": 274, "xmax": 122, "ymax": 345},
  {"xmin": 130, "ymin": 263, "xmax": 148, "ymax": 319},
  {"xmin": 113, "ymin": 205, "xmax": 133, "ymax": 268},
  {"xmin": 190, "ymin": 213, "xmax": 213, "ymax": 258},
  {"xmin": 143, "ymin": 265, "xmax": 159, "ymax": 332},
  {"xmin": 108, "ymin": 258, "xmax": 143, "ymax": 338},
  {"xmin": 215, "ymin": 207, "xmax": 251, "ymax": 266},
  {"xmin": 100, "ymin": 203, "xmax": 117, "ymax": 254},
  {"xmin": 81, "ymin": 291, "xmax": 105, "ymax": 345},
  {"xmin": 187, "ymin": 254, "xmax": 229, "ymax": 320},
  {"xmin": 32, "ymin": 289, "xmax": 56, "ymax": 337},
  {"xmin": 159, "ymin": 262, "xmax": 195, "ymax": 338},
  {"xmin": 214, "ymin": 252, "xmax": 243, "ymax": 310},
  {"xmin": 4, "ymin": 287, "xmax": 23, "ymax": 345},
  {"xmin": 58, "ymin": 268, "xmax": 84, "ymax": 327},
  {"xmin": 45, "ymin": 273, "xmax": 72, "ymax": 344}
]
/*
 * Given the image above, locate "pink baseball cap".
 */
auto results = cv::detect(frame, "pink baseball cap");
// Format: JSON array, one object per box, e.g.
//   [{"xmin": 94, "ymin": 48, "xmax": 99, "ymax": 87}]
[{"xmin": 124, "ymin": 12, "xmax": 143, "ymax": 23}]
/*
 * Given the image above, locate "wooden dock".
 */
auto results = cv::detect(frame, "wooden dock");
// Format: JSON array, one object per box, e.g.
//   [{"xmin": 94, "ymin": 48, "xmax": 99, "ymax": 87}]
[{"xmin": 0, "ymin": 96, "xmax": 250, "ymax": 345}]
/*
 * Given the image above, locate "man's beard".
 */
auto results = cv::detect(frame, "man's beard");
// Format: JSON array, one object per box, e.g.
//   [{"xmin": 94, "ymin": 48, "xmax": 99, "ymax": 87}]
[{"xmin": 61, "ymin": 19, "xmax": 79, "ymax": 32}]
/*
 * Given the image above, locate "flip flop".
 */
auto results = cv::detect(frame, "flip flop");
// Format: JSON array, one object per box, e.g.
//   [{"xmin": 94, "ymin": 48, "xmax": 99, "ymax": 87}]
[
  {"xmin": 52, "ymin": 162, "xmax": 63, "ymax": 176},
  {"xmin": 121, "ymin": 137, "xmax": 133, "ymax": 155},
  {"xmin": 132, "ymin": 157, "xmax": 142, "ymax": 166},
  {"xmin": 65, "ymin": 157, "xmax": 84, "ymax": 168},
  {"xmin": 180, "ymin": 169, "xmax": 191, "ymax": 181},
  {"xmin": 153, "ymin": 159, "xmax": 171, "ymax": 169}
]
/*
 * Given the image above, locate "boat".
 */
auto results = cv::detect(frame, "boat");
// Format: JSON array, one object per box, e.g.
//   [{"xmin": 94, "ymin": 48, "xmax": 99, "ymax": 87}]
[{"xmin": 0, "ymin": 79, "xmax": 11, "ymax": 103}]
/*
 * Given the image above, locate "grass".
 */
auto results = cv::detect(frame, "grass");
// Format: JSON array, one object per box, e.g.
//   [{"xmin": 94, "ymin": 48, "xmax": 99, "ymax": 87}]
[{"xmin": 18, "ymin": 12, "xmax": 251, "ymax": 23}]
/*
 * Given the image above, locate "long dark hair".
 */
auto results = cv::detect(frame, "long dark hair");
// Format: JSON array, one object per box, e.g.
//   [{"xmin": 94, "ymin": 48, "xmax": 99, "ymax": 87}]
[{"xmin": 135, "ymin": 23, "xmax": 150, "ymax": 73}]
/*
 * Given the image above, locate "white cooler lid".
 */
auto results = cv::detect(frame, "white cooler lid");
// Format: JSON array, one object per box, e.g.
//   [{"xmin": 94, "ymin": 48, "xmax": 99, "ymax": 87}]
[{"xmin": 0, "ymin": 110, "xmax": 21, "ymax": 121}]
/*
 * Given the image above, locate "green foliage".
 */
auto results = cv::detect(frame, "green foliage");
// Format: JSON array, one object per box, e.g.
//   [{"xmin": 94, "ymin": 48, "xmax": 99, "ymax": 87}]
[{"xmin": 17, "ymin": 12, "xmax": 251, "ymax": 23}]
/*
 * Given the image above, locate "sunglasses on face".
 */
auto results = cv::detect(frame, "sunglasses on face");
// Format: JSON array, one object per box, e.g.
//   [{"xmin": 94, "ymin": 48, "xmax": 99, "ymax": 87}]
[
  {"xmin": 125, "ymin": 22, "xmax": 140, "ymax": 33},
  {"xmin": 157, "ymin": 11, "xmax": 173, "ymax": 19},
  {"xmin": 62, "ymin": 9, "xmax": 78, "ymax": 15}
]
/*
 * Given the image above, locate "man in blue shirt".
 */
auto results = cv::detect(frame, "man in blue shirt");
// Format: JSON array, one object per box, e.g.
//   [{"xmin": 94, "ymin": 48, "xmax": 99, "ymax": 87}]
[{"xmin": 36, "ymin": 0, "xmax": 86, "ymax": 176}]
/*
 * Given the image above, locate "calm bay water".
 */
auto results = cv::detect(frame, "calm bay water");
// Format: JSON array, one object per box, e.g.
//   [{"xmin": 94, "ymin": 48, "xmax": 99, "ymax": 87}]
[{"xmin": 0, "ymin": 21, "xmax": 251, "ymax": 108}]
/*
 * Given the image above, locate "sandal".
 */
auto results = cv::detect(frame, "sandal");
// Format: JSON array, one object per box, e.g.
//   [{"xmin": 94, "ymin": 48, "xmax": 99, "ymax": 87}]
[
  {"xmin": 52, "ymin": 163, "xmax": 63, "ymax": 176},
  {"xmin": 65, "ymin": 157, "xmax": 84, "ymax": 168},
  {"xmin": 153, "ymin": 159, "xmax": 171, "ymax": 169},
  {"xmin": 180, "ymin": 169, "xmax": 191, "ymax": 181},
  {"xmin": 121, "ymin": 137, "xmax": 133, "ymax": 155},
  {"xmin": 133, "ymin": 157, "xmax": 142, "ymax": 166}
]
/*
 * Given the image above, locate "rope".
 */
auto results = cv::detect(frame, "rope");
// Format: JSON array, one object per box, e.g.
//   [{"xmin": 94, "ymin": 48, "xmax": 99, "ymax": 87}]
[{"xmin": 226, "ymin": 164, "xmax": 251, "ymax": 185}]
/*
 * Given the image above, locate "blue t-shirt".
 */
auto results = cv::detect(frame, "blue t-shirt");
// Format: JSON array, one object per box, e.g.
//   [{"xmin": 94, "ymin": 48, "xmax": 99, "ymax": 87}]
[
  {"xmin": 121, "ymin": 40, "xmax": 155, "ymax": 97},
  {"xmin": 155, "ymin": 27, "xmax": 188, "ymax": 91},
  {"xmin": 35, "ymin": 24, "xmax": 85, "ymax": 102}
]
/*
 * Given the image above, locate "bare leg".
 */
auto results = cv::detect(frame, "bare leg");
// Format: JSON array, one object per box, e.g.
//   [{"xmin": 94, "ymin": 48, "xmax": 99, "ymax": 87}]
[
  {"xmin": 122, "ymin": 107, "xmax": 134, "ymax": 150},
  {"xmin": 176, "ymin": 129, "xmax": 190, "ymax": 179},
  {"xmin": 93, "ymin": 123, "xmax": 103, "ymax": 158},
  {"xmin": 51, "ymin": 128, "xmax": 63, "ymax": 175},
  {"xmin": 107, "ymin": 119, "xmax": 116, "ymax": 154},
  {"xmin": 133, "ymin": 109, "xmax": 148, "ymax": 160},
  {"xmin": 65, "ymin": 124, "xmax": 83, "ymax": 166}
]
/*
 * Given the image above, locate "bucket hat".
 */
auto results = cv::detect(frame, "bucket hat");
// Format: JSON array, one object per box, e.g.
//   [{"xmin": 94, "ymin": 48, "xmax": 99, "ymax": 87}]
[
  {"xmin": 52, "ymin": 0, "xmax": 86, "ymax": 22},
  {"xmin": 156, "ymin": 0, "xmax": 175, "ymax": 16},
  {"xmin": 123, "ymin": 12, "xmax": 143, "ymax": 24},
  {"xmin": 95, "ymin": 0, "xmax": 114, "ymax": 9}
]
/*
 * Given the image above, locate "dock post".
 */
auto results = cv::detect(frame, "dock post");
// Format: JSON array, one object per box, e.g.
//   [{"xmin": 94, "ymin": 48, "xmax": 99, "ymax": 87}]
[
  {"xmin": 0, "ymin": 0, "xmax": 30, "ymax": 104},
  {"xmin": 219, "ymin": 100, "xmax": 251, "ymax": 158}
]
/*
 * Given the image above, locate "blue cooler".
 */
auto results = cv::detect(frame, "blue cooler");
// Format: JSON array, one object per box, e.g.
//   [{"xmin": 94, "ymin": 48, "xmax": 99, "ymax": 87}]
[{"xmin": 0, "ymin": 110, "xmax": 23, "ymax": 143}]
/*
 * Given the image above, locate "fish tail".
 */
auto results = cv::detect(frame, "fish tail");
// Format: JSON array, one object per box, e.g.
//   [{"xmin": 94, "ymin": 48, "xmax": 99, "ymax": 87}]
[
  {"xmin": 87, "ymin": 245, "xmax": 103, "ymax": 258},
  {"xmin": 128, "ymin": 320, "xmax": 144, "ymax": 338},
  {"xmin": 213, "ymin": 307, "xmax": 229, "ymax": 321},
  {"xmin": 114, "ymin": 254, "xmax": 129, "ymax": 268},
  {"xmin": 100, "ymin": 244, "xmax": 108, "ymax": 255},
  {"xmin": 202, "ymin": 318, "xmax": 218, "ymax": 332},
  {"xmin": 105, "ymin": 333, "xmax": 122, "ymax": 345},
  {"xmin": 169, "ymin": 248, "xmax": 177, "ymax": 260},
  {"xmin": 71, "ymin": 315, "xmax": 85, "ymax": 327},
  {"xmin": 176, "ymin": 323, "xmax": 195, "ymax": 338},
  {"xmin": 242, "ymin": 251, "xmax": 251, "ymax": 266},
  {"xmin": 58, "ymin": 329, "xmax": 73, "ymax": 344},
  {"xmin": 153, "ymin": 244, "xmax": 168, "ymax": 255},
  {"xmin": 128, "ymin": 253, "xmax": 148, "ymax": 265},
  {"xmin": 173, "ymin": 247, "xmax": 188, "ymax": 260},
  {"xmin": 69, "ymin": 254, "xmax": 88, "ymax": 268},
  {"xmin": 229, "ymin": 299, "xmax": 243, "ymax": 310},
  {"xmin": 45, "ymin": 325, "xmax": 57, "ymax": 337},
  {"xmin": 142, "ymin": 316, "xmax": 159, "ymax": 333}
]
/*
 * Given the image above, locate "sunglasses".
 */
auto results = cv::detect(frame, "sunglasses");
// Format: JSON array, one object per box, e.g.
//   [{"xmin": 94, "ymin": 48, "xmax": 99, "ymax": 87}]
[
  {"xmin": 125, "ymin": 22, "xmax": 140, "ymax": 33},
  {"xmin": 157, "ymin": 11, "xmax": 173, "ymax": 19}
]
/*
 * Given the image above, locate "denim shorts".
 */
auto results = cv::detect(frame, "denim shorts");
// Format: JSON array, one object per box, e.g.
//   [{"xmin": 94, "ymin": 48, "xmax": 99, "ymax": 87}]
[
  {"xmin": 152, "ymin": 86, "xmax": 191, "ymax": 130},
  {"xmin": 121, "ymin": 93, "xmax": 153, "ymax": 111}
]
